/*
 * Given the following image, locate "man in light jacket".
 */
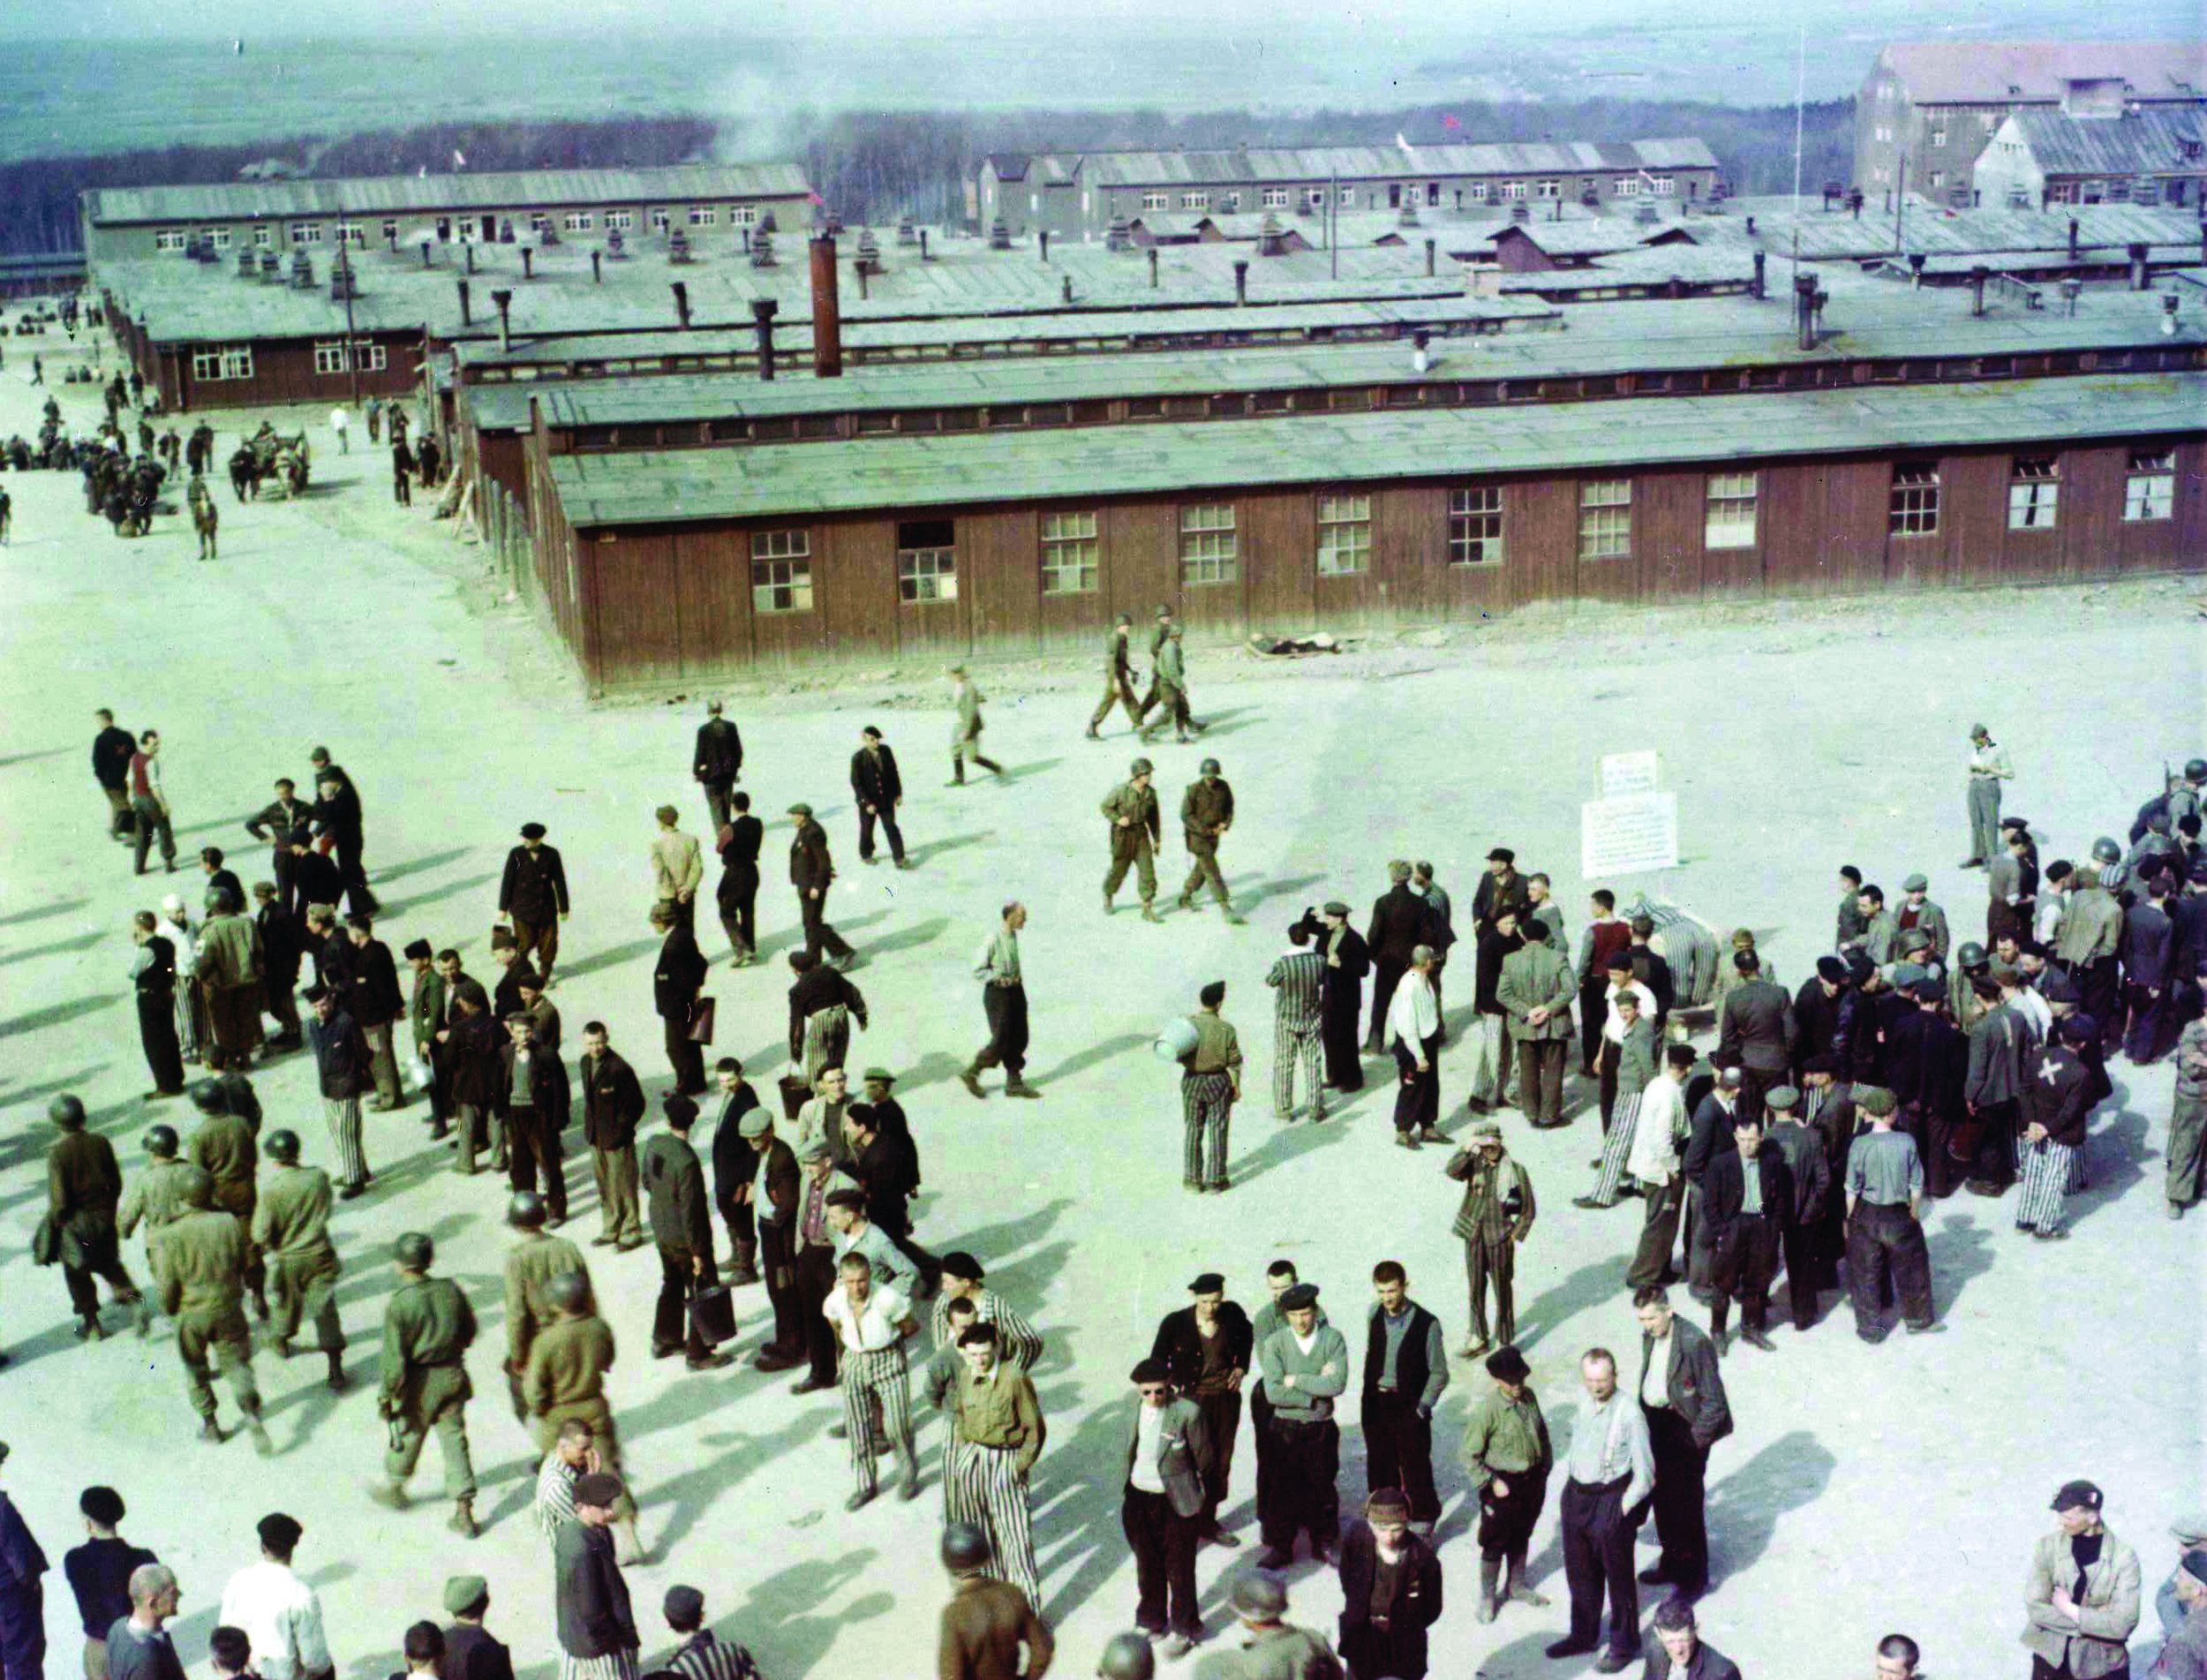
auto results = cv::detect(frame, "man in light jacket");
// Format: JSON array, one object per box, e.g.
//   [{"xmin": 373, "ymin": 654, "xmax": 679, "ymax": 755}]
[
  {"xmin": 1121, "ymin": 1359, "xmax": 1211, "ymax": 1659},
  {"xmin": 2022, "ymin": 1480, "xmax": 2139, "ymax": 1680}
]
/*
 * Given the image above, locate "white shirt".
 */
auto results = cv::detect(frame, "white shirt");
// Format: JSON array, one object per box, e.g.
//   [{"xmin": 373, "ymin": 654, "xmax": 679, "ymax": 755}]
[
  {"xmin": 2015, "ymin": 986, "xmax": 2053, "ymax": 1043},
  {"xmin": 1627, "ymin": 1071, "xmax": 1688, "ymax": 1186},
  {"xmin": 329, "ymin": 409, "xmax": 348, "ymax": 432},
  {"xmin": 1387, "ymin": 969, "xmax": 1440, "ymax": 1051},
  {"xmin": 1129, "ymin": 1400, "xmax": 1167, "ymax": 1493},
  {"xmin": 218, "ymin": 1560, "xmax": 331, "ymax": 1680},
  {"xmin": 1640, "ymin": 1331, "xmax": 1671, "ymax": 1408},
  {"xmin": 1603, "ymin": 978, "xmax": 1657, "ymax": 1044},
  {"xmin": 824, "ymin": 1283, "xmax": 910, "ymax": 1353}
]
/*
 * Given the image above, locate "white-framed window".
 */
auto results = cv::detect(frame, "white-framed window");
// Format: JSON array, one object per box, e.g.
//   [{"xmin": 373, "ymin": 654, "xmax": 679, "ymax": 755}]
[
  {"xmin": 191, "ymin": 346, "xmax": 254, "ymax": 382},
  {"xmin": 335, "ymin": 222, "xmax": 365, "ymax": 246},
  {"xmin": 1930, "ymin": 128, "xmax": 1947, "ymax": 147},
  {"xmin": 605, "ymin": 210, "xmax": 634, "ymax": 230},
  {"xmin": 1028, "ymin": 193, "xmax": 1039, "ymax": 212},
  {"xmin": 731, "ymin": 204, "xmax": 758, "ymax": 226},
  {"xmin": 651, "ymin": 207, "xmax": 671, "ymax": 232},
  {"xmin": 1501, "ymin": 180, "xmax": 1527, "ymax": 200},
  {"xmin": 2008, "ymin": 456, "xmax": 2060, "ymax": 530},
  {"xmin": 1315, "ymin": 493, "xmax": 1371, "ymax": 575},
  {"xmin": 154, "ymin": 229, "xmax": 187, "ymax": 252},
  {"xmin": 290, "ymin": 223, "xmax": 324, "ymax": 245},
  {"xmin": 1889, "ymin": 463, "xmax": 1940, "ymax": 536},
  {"xmin": 1223, "ymin": 191, "xmax": 1241, "ymax": 210},
  {"xmin": 749, "ymin": 530, "xmax": 813, "ymax": 614},
  {"xmin": 313, "ymin": 341, "xmax": 349, "ymax": 375},
  {"xmin": 1301, "ymin": 187, "xmax": 1325, "ymax": 208},
  {"xmin": 1040, "ymin": 509, "xmax": 1099, "ymax": 594},
  {"xmin": 688, "ymin": 207, "xmax": 717, "ymax": 225},
  {"xmin": 1928, "ymin": 170, "xmax": 1946, "ymax": 190},
  {"xmin": 1467, "ymin": 181, "xmax": 1490, "ymax": 202},
  {"xmin": 1141, "ymin": 191, "xmax": 1170, "ymax": 211},
  {"xmin": 1875, "ymin": 125, "xmax": 1894, "ymax": 143},
  {"xmin": 1705, "ymin": 471, "xmax": 1759, "ymax": 548},
  {"xmin": 253, "ymin": 225, "xmax": 274, "ymax": 248},
  {"xmin": 1614, "ymin": 177, "xmax": 1639, "ymax": 196},
  {"xmin": 202, "ymin": 227, "xmax": 233, "ymax": 250},
  {"xmin": 1338, "ymin": 186, "xmax": 1355, "ymax": 206},
  {"xmin": 1536, "ymin": 178, "xmax": 1562, "ymax": 199},
  {"xmin": 380, "ymin": 218, "xmax": 399, "ymax": 241},
  {"xmin": 1879, "ymin": 81, "xmax": 1895, "ymax": 102},
  {"xmin": 1448, "ymin": 486, "xmax": 1503, "ymax": 566},
  {"xmin": 1263, "ymin": 186, "xmax": 1290, "ymax": 208},
  {"xmin": 896, "ymin": 519, "xmax": 958, "ymax": 602},
  {"xmin": 1652, "ymin": 174, "xmax": 1675, "ymax": 195},
  {"xmin": 352, "ymin": 340, "xmax": 388, "ymax": 373},
  {"xmin": 1180, "ymin": 191, "xmax": 1209, "ymax": 210},
  {"xmin": 1578, "ymin": 479, "xmax": 1632, "ymax": 560},
  {"xmin": 2125, "ymin": 449, "xmax": 2175, "ymax": 521},
  {"xmin": 1179, "ymin": 503, "xmax": 1238, "ymax": 584},
  {"xmin": 563, "ymin": 212, "xmax": 594, "ymax": 232}
]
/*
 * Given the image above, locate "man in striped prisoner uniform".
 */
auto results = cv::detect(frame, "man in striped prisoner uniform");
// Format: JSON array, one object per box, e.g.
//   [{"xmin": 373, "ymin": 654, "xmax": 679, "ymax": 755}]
[
  {"xmin": 946, "ymin": 1322, "xmax": 1047, "ymax": 1610},
  {"xmin": 823, "ymin": 1254, "xmax": 920, "ymax": 1510},
  {"xmin": 303, "ymin": 984, "xmax": 373, "ymax": 1196},
  {"xmin": 658, "ymin": 1586, "xmax": 759, "ymax": 1680},
  {"xmin": 930, "ymin": 1254, "xmax": 1044, "ymax": 1369},
  {"xmin": 1265, "ymin": 917, "xmax": 1327, "ymax": 1123},
  {"xmin": 1176, "ymin": 982, "xmax": 1243, "ymax": 1194}
]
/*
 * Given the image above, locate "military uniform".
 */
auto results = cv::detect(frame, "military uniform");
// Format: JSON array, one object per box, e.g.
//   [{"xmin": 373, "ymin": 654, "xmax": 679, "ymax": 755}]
[
  {"xmin": 504, "ymin": 1230, "xmax": 590, "ymax": 1411},
  {"xmin": 160, "ymin": 1207, "xmax": 263, "ymax": 1428},
  {"xmin": 1088, "ymin": 626, "xmax": 1141, "ymax": 736},
  {"xmin": 48, "ymin": 1129, "xmax": 142, "ymax": 1331},
  {"xmin": 191, "ymin": 1111, "xmax": 264, "ymax": 1313},
  {"xmin": 1448, "ymin": 1142, "xmax": 1536, "ymax": 1351},
  {"xmin": 1102, "ymin": 778, "xmax": 1162, "ymax": 913},
  {"xmin": 523, "ymin": 1314, "xmax": 635, "ymax": 1519},
  {"xmin": 1134, "ymin": 614, "xmax": 1173, "ymax": 721},
  {"xmin": 1141, "ymin": 634, "xmax": 1196, "ymax": 742},
  {"xmin": 118, "ymin": 1157, "xmax": 196, "ymax": 1291},
  {"xmin": 1177, "ymin": 775, "xmax": 1238, "ymax": 916},
  {"xmin": 380, "ymin": 1276, "xmax": 478, "ymax": 1502},
  {"xmin": 949, "ymin": 678, "xmax": 1003, "ymax": 783},
  {"xmin": 252, "ymin": 1162, "xmax": 344, "ymax": 1355}
]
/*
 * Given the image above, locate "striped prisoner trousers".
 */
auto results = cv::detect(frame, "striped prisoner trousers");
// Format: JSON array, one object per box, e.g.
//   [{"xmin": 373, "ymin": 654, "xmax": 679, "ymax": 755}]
[
  {"xmin": 559, "ymin": 1650, "xmax": 638, "ymax": 1680},
  {"xmin": 1588, "ymin": 1093, "xmax": 1644, "ymax": 1206},
  {"xmin": 323, "ymin": 1095, "xmax": 368, "ymax": 1185},
  {"xmin": 1272, "ymin": 1019, "xmax": 1323, "ymax": 1120},
  {"xmin": 2015, "ymin": 1139, "xmax": 2075, "ymax": 1235},
  {"xmin": 841, "ymin": 1344, "xmax": 914, "ymax": 1495},
  {"xmin": 946, "ymin": 1440, "xmax": 1042, "ymax": 1610},
  {"xmin": 803, "ymin": 1005, "xmax": 851, "ymax": 1086},
  {"xmin": 1182, "ymin": 1073, "xmax": 1233, "ymax": 1189}
]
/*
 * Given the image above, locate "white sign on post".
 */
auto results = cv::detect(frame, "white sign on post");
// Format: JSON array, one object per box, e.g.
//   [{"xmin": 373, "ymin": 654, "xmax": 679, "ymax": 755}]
[
  {"xmin": 1581, "ymin": 790, "xmax": 1680, "ymax": 878},
  {"xmin": 1599, "ymin": 750, "xmax": 1661, "ymax": 798}
]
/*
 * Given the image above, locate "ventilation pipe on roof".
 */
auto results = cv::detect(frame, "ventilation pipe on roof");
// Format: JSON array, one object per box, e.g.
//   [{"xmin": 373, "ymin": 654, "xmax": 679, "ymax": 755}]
[
  {"xmin": 1970, "ymin": 265, "xmax": 1989, "ymax": 317},
  {"xmin": 2128, "ymin": 243, "xmax": 2151, "ymax": 290},
  {"xmin": 751, "ymin": 298, "xmax": 779, "ymax": 380},
  {"xmin": 1908, "ymin": 252, "xmax": 1926, "ymax": 288},
  {"xmin": 419, "ymin": 240, "xmax": 433, "ymax": 269},
  {"xmin": 1795, "ymin": 273, "xmax": 1819, "ymax": 350},
  {"xmin": 522, "ymin": 247, "xmax": 534, "ymax": 281},
  {"xmin": 810, "ymin": 232, "xmax": 843, "ymax": 379},
  {"xmin": 671, "ymin": 281, "xmax": 691, "ymax": 330},
  {"xmin": 919, "ymin": 229, "xmax": 930, "ymax": 261},
  {"xmin": 857, "ymin": 264, "xmax": 870, "ymax": 301},
  {"xmin": 2163, "ymin": 290, "xmax": 2181, "ymax": 335},
  {"xmin": 2068, "ymin": 218, "xmax": 2081, "ymax": 260},
  {"xmin": 1751, "ymin": 250, "xmax": 1766, "ymax": 299},
  {"xmin": 1148, "ymin": 248, "xmax": 1159, "ymax": 288},
  {"xmin": 1425, "ymin": 237, "xmax": 1435, "ymax": 276},
  {"xmin": 1039, "ymin": 230, "xmax": 1050, "ymax": 263},
  {"xmin": 1745, "ymin": 214, "xmax": 1757, "ymax": 237},
  {"xmin": 492, "ymin": 289, "xmax": 513, "ymax": 353},
  {"xmin": 742, "ymin": 227, "xmax": 753, "ymax": 254},
  {"xmin": 1061, "ymin": 275, "xmax": 1073, "ymax": 304},
  {"xmin": 465, "ymin": 243, "xmax": 477, "ymax": 275},
  {"xmin": 457, "ymin": 280, "xmax": 471, "ymax": 327},
  {"xmin": 591, "ymin": 251, "xmax": 602, "ymax": 284},
  {"xmin": 1233, "ymin": 260, "xmax": 1248, "ymax": 305},
  {"xmin": 1411, "ymin": 329, "xmax": 1431, "ymax": 374}
]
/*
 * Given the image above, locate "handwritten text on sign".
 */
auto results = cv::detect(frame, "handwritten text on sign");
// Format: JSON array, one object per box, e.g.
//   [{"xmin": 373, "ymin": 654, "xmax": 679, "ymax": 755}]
[
  {"xmin": 1581, "ymin": 790, "xmax": 1680, "ymax": 878},
  {"xmin": 1599, "ymin": 750, "xmax": 1661, "ymax": 798}
]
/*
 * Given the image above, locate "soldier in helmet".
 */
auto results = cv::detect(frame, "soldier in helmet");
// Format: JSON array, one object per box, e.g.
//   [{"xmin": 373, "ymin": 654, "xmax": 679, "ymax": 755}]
[
  {"xmin": 937, "ymin": 1520, "xmax": 1051, "ymax": 1680},
  {"xmin": 161, "ymin": 1165, "xmax": 272, "ymax": 1451},
  {"xmin": 1088, "ymin": 612, "xmax": 1142, "ymax": 740},
  {"xmin": 46, "ymin": 1095, "xmax": 150, "ymax": 1342},
  {"xmin": 2053, "ymin": 840, "xmax": 2127, "ymax": 1057},
  {"xmin": 118, "ymin": 1122, "xmax": 195, "ymax": 1303},
  {"xmin": 1102, "ymin": 759, "xmax": 1163, "ymax": 922},
  {"xmin": 501, "ymin": 1191, "xmax": 589, "ymax": 1426},
  {"xmin": 1178, "ymin": 759, "xmax": 1242, "ymax": 923},
  {"xmin": 1098, "ymin": 1631, "xmax": 1156, "ymax": 1680},
  {"xmin": 252, "ymin": 1129, "xmax": 345, "ymax": 1390},
  {"xmin": 186, "ymin": 1080, "xmax": 266, "ymax": 1322},
  {"xmin": 373, "ymin": 1233, "xmax": 480, "ymax": 1537},
  {"xmin": 522, "ymin": 1269, "xmax": 644, "ymax": 1563},
  {"xmin": 1208, "ymin": 1572, "xmax": 1341, "ymax": 1677},
  {"xmin": 2171, "ymin": 758, "xmax": 2207, "ymax": 830}
]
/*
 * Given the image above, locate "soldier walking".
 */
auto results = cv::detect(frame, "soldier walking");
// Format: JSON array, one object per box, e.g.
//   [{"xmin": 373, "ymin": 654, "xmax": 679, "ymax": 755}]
[
  {"xmin": 161, "ymin": 1167, "xmax": 271, "ymax": 1451},
  {"xmin": 1446, "ymin": 1121, "xmax": 1537, "ymax": 1357},
  {"xmin": 524, "ymin": 1273, "xmax": 645, "ymax": 1564},
  {"xmin": 498, "ymin": 825, "xmax": 570, "ymax": 990},
  {"xmin": 45, "ymin": 1096, "xmax": 151, "ymax": 1342},
  {"xmin": 947, "ymin": 667, "xmax": 1003, "ymax": 785},
  {"xmin": 1087, "ymin": 614, "xmax": 1142, "ymax": 740},
  {"xmin": 372, "ymin": 1233, "xmax": 480, "ymax": 1536},
  {"xmin": 964, "ymin": 902, "xmax": 1042, "ymax": 1099},
  {"xmin": 251, "ymin": 1130, "xmax": 346, "ymax": 1391},
  {"xmin": 1102, "ymin": 759, "xmax": 1163, "ymax": 922},
  {"xmin": 1139, "ymin": 626, "xmax": 1200, "ymax": 744},
  {"xmin": 502, "ymin": 1191, "xmax": 590, "ymax": 1423},
  {"xmin": 1175, "ymin": 759, "xmax": 1240, "ymax": 922},
  {"xmin": 1174, "ymin": 983, "xmax": 1242, "ymax": 1194}
]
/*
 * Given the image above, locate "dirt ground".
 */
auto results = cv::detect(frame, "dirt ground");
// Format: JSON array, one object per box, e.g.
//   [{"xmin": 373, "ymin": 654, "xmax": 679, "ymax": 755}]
[{"xmin": 0, "ymin": 328, "xmax": 2200, "ymax": 1680}]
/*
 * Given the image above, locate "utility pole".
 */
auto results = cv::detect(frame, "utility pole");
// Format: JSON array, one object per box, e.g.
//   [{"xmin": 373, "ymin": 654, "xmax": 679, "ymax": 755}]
[
  {"xmin": 1893, "ymin": 153, "xmax": 1908, "ymax": 254},
  {"xmin": 1329, "ymin": 169, "xmax": 1338, "ymax": 280},
  {"xmin": 337, "ymin": 226, "xmax": 362, "ymax": 410}
]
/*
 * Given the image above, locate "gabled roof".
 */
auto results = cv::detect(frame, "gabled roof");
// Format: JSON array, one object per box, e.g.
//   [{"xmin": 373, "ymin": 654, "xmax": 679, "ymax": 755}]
[
  {"xmin": 983, "ymin": 154, "xmax": 1032, "ymax": 183},
  {"xmin": 1491, "ymin": 220, "xmax": 1698, "ymax": 257},
  {"xmin": 2006, "ymin": 106, "xmax": 2207, "ymax": 176},
  {"xmin": 1879, "ymin": 41, "xmax": 2207, "ymax": 104},
  {"xmin": 82, "ymin": 164, "xmax": 811, "ymax": 227},
  {"xmin": 1080, "ymin": 139, "xmax": 1717, "ymax": 188}
]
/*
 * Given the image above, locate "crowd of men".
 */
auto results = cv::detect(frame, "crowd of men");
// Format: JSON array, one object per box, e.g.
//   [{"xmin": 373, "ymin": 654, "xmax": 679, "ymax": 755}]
[{"xmin": 10, "ymin": 620, "xmax": 2203, "ymax": 1680}]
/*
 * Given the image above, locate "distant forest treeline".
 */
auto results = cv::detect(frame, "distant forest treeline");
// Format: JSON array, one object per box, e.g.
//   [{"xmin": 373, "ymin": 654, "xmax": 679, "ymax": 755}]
[{"xmin": 0, "ymin": 99, "xmax": 1851, "ymax": 257}]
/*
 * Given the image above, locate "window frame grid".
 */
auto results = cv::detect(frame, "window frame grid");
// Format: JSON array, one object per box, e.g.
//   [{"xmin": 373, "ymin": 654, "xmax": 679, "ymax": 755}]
[
  {"xmin": 1447, "ymin": 486, "xmax": 1504, "ymax": 568},
  {"xmin": 1039, "ymin": 509, "xmax": 1100, "ymax": 595},
  {"xmin": 1314, "ymin": 493, "xmax": 1372, "ymax": 576}
]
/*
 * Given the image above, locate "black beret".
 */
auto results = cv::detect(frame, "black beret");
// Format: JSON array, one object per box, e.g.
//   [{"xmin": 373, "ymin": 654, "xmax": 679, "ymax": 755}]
[
  {"xmin": 1816, "ymin": 956, "xmax": 1847, "ymax": 983},
  {"xmin": 1188, "ymin": 1272, "xmax": 1225, "ymax": 1293},
  {"xmin": 1278, "ymin": 1283, "xmax": 1320, "ymax": 1310},
  {"xmin": 520, "ymin": 823, "xmax": 548, "ymax": 840},
  {"xmin": 1486, "ymin": 1345, "xmax": 1530, "ymax": 1382},
  {"xmin": 1129, "ymin": 1358, "xmax": 1171, "ymax": 1385}
]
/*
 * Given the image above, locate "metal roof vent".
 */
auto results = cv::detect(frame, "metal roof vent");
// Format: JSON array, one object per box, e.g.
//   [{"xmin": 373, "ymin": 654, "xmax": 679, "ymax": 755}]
[
  {"xmin": 1634, "ymin": 200, "xmax": 1661, "ymax": 225},
  {"xmin": 989, "ymin": 216, "xmax": 1013, "ymax": 250},
  {"xmin": 1105, "ymin": 215, "xmax": 1133, "ymax": 252},
  {"xmin": 749, "ymin": 226, "xmax": 777, "ymax": 269},
  {"xmin": 668, "ymin": 225, "xmax": 693, "ymax": 265},
  {"xmin": 329, "ymin": 258, "xmax": 357, "ymax": 301},
  {"xmin": 290, "ymin": 251, "xmax": 314, "ymax": 289},
  {"xmin": 539, "ymin": 222, "xmax": 561, "ymax": 246},
  {"xmin": 606, "ymin": 229, "xmax": 627, "ymax": 260},
  {"xmin": 895, "ymin": 214, "xmax": 918, "ymax": 245},
  {"xmin": 1256, "ymin": 213, "xmax": 1287, "ymax": 257},
  {"xmin": 1510, "ymin": 203, "xmax": 1531, "ymax": 224},
  {"xmin": 258, "ymin": 248, "xmax": 282, "ymax": 283},
  {"xmin": 855, "ymin": 226, "xmax": 882, "ymax": 275},
  {"xmin": 236, "ymin": 245, "xmax": 256, "ymax": 279},
  {"xmin": 1398, "ymin": 200, "xmax": 1421, "ymax": 227}
]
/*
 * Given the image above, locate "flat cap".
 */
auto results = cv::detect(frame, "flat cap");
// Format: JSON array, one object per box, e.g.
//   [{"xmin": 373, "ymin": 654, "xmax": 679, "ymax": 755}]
[
  {"xmin": 662, "ymin": 1585, "xmax": 705, "ymax": 1625},
  {"xmin": 1486, "ymin": 1345, "xmax": 1530, "ymax": 1382},
  {"xmin": 2052, "ymin": 1479, "xmax": 2103, "ymax": 1512},
  {"xmin": 443, "ymin": 1576, "xmax": 490, "ymax": 1616},
  {"xmin": 1187, "ymin": 1272, "xmax": 1225, "ymax": 1293},
  {"xmin": 1855, "ymin": 1085, "xmax": 1898, "ymax": 1117},
  {"xmin": 1471, "ymin": 1119, "xmax": 1503, "ymax": 1141},
  {"xmin": 795, "ymin": 1138, "xmax": 832, "ymax": 1164},
  {"xmin": 1801, "ymin": 1051, "xmax": 1841, "ymax": 1075},
  {"xmin": 1763, "ymin": 1085, "xmax": 1800, "ymax": 1111},
  {"xmin": 519, "ymin": 822, "xmax": 547, "ymax": 840},
  {"xmin": 1277, "ymin": 1283, "xmax": 1320, "ymax": 1311},
  {"xmin": 1817, "ymin": 955, "xmax": 1848, "ymax": 983},
  {"xmin": 939, "ymin": 1252, "xmax": 986, "ymax": 1281},
  {"xmin": 786, "ymin": 802, "xmax": 813, "ymax": 817},
  {"xmin": 2040, "ymin": 974, "xmax": 2081, "ymax": 1005},
  {"xmin": 1231, "ymin": 1572, "xmax": 1288, "ymax": 1618},
  {"xmin": 1902, "ymin": 872, "xmax": 1928, "ymax": 892},
  {"xmin": 1365, "ymin": 1488, "xmax": 1411, "ymax": 1518},
  {"xmin": 861, "ymin": 1066, "xmax": 897, "ymax": 1084},
  {"xmin": 1902, "ymin": 928, "xmax": 1932, "ymax": 952},
  {"xmin": 572, "ymin": 1472, "xmax": 624, "ymax": 1509},
  {"xmin": 1911, "ymin": 978, "xmax": 1945, "ymax": 1003},
  {"xmin": 736, "ymin": 1106, "xmax": 772, "ymax": 1138},
  {"xmin": 403, "ymin": 938, "xmax": 433, "ymax": 961},
  {"xmin": 1322, "ymin": 900, "xmax": 1350, "ymax": 916},
  {"xmin": 1129, "ymin": 1358, "xmax": 1171, "ymax": 1385},
  {"xmin": 2173, "ymin": 1511, "xmax": 2207, "ymax": 1546},
  {"xmin": 1486, "ymin": 847, "xmax": 1516, "ymax": 864},
  {"xmin": 2183, "ymin": 1548, "xmax": 2207, "ymax": 1587}
]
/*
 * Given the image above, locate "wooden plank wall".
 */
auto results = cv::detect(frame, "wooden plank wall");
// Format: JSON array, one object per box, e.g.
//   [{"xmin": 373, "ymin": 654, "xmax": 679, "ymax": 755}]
[{"xmin": 550, "ymin": 439, "xmax": 2207, "ymax": 692}]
